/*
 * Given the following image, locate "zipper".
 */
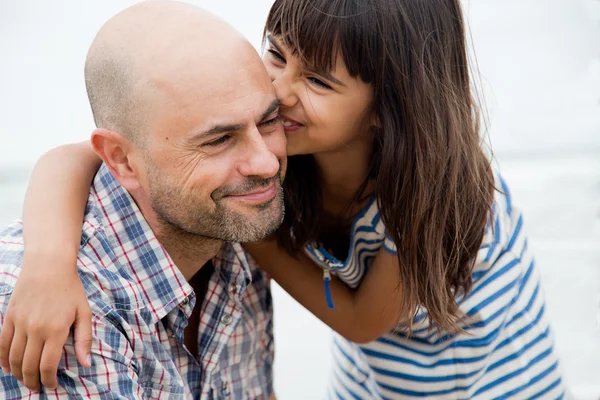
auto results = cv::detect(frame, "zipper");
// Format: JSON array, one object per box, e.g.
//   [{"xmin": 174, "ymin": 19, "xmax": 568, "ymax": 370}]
[
  {"xmin": 323, "ymin": 260, "xmax": 335, "ymax": 310},
  {"xmin": 312, "ymin": 248, "xmax": 337, "ymax": 309}
]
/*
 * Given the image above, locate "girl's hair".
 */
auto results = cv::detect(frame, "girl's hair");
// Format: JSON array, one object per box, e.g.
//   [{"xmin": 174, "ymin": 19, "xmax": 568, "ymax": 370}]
[{"xmin": 265, "ymin": 0, "xmax": 495, "ymax": 333}]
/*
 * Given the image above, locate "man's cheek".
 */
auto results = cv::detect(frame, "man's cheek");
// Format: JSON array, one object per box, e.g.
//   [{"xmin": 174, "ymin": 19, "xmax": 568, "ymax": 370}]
[{"xmin": 266, "ymin": 126, "xmax": 288, "ymax": 158}]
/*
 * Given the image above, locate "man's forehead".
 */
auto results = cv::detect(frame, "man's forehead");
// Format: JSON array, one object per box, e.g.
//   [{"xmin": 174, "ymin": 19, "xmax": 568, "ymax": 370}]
[
  {"xmin": 149, "ymin": 42, "xmax": 272, "ymax": 104},
  {"xmin": 141, "ymin": 33, "xmax": 276, "ymax": 136},
  {"xmin": 188, "ymin": 65, "xmax": 274, "ymax": 107}
]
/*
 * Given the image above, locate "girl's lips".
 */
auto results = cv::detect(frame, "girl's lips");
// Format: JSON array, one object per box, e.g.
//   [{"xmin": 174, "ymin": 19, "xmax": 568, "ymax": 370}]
[
  {"xmin": 281, "ymin": 116, "xmax": 303, "ymax": 132},
  {"xmin": 283, "ymin": 123, "xmax": 303, "ymax": 133}
]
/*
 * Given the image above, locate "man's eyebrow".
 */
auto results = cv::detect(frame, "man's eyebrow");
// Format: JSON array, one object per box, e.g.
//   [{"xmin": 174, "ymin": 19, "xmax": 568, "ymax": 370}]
[
  {"xmin": 267, "ymin": 35, "xmax": 345, "ymax": 87},
  {"xmin": 203, "ymin": 122, "xmax": 245, "ymax": 136},
  {"xmin": 189, "ymin": 99, "xmax": 280, "ymax": 141}
]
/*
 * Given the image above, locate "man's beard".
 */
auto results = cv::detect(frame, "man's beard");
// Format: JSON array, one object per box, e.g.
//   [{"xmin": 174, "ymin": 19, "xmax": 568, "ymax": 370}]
[{"xmin": 146, "ymin": 166, "xmax": 285, "ymax": 243}]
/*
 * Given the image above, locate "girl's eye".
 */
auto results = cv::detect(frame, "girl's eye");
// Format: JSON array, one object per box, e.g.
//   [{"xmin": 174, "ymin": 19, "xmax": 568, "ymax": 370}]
[
  {"xmin": 308, "ymin": 77, "xmax": 332, "ymax": 90},
  {"xmin": 204, "ymin": 136, "xmax": 231, "ymax": 147},
  {"xmin": 268, "ymin": 49, "xmax": 286, "ymax": 64}
]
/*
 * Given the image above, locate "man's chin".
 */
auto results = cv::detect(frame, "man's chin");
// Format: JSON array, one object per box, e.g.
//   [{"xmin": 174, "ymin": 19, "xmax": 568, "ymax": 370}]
[
  {"xmin": 232, "ymin": 209, "xmax": 284, "ymax": 242},
  {"xmin": 249, "ymin": 205, "xmax": 284, "ymax": 233}
]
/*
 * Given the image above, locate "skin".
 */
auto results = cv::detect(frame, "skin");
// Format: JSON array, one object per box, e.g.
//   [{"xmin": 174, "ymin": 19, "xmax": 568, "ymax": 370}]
[
  {"xmin": 0, "ymin": 0, "xmax": 287, "ymax": 391},
  {"xmin": 2, "ymin": 6, "xmax": 406, "ymax": 393},
  {"xmin": 265, "ymin": 35, "xmax": 377, "ymax": 213},
  {"xmin": 246, "ymin": 37, "xmax": 404, "ymax": 342}
]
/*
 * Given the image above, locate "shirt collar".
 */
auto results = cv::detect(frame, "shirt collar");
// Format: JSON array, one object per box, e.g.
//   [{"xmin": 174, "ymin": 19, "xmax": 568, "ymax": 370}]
[{"xmin": 89, "ymin": 165, "xmax": 256, "ymax": 323}]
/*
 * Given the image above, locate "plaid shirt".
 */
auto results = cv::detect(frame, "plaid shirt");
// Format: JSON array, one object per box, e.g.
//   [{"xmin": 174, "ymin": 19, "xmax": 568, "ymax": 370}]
[{"xmin": 0, "ymin": 164, "xmax": 274, "ymax": 399}]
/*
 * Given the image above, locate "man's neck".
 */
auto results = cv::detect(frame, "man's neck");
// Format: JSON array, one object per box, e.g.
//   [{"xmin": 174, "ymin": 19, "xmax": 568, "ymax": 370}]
[
  {"xmin": 156, "ymin": 228, "xmax": 222, "ymax": 280},
  {"xmin": 132, "ymin": 193, "xmax": 222, "ymax": 280}
]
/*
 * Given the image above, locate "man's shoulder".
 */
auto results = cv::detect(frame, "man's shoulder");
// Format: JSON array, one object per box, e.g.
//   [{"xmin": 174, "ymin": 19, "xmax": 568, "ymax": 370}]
[
  {"xmin": 77, "ymin": 227, "xmax": 148, "ymax": 316},
  {"xmin": 0, "ymin": 217, "xmax": 146, "ymax": 319}
]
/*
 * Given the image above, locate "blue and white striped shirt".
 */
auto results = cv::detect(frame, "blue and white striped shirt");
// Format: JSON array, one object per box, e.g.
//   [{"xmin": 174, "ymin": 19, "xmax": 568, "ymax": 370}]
[{"xmin": 306, "ymin": 172, "xmax": 565, "ymax": 399}]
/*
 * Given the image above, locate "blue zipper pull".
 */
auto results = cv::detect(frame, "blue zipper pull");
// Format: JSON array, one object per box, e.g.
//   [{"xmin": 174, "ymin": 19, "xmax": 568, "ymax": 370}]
[{"xmin": 323, "ymin": 268, "xmax": 334, "ymax": 309}]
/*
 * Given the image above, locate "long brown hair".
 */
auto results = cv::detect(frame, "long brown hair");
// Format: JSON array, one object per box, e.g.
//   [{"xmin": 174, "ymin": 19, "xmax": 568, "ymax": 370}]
[{"xmin": 265, "ymin": 0, "xmax": 495, "ymax": 333}]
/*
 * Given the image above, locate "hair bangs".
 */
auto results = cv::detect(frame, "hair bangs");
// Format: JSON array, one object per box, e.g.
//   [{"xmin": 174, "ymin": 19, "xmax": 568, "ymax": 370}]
[{"xmin": 264, "ymin": 0, "xmax": 374, "ymax": 79}]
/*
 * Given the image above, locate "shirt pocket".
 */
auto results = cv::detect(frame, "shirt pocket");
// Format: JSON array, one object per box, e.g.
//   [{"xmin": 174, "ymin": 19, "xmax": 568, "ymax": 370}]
[
  {"xmin": 0, "ymin": 263, "xmax": 19, "ymax": 296},
  {"xmin": 0, "ymin": 264, "xmax": 20, "ymax": 326},
  {"xmin": 141, "ymin": 381, "xmax": 186, "ymax": 399},
  {"xmin": 104, "ymin": 309, "xmax": 188, "ymax": 400}
]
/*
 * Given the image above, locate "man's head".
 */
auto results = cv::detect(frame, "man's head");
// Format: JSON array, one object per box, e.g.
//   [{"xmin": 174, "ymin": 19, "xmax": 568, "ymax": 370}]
[{"xmin": 86, "ymin": 0, "xmax": 287, "ymax": 243}]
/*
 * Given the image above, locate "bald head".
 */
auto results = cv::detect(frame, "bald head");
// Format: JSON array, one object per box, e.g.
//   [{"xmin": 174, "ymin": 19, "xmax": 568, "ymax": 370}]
[
  {"xmin": 85, "ymin": 0, "xmax": 286, "ymax": 255},
  {"xmin": 85, "ymin": 0, "xmax": 251, "ymax": 143}
]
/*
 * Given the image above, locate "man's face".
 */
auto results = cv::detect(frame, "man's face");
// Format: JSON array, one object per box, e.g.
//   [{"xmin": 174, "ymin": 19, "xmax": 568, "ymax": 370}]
[{"xmin": 135, "ymin": 40, "xmax": 287, "ymax": 243}]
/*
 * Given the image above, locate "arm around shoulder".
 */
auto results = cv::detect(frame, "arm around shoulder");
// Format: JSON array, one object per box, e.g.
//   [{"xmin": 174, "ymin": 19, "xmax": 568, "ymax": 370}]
[{"xmin": 0, "ymin": 305, "xmax": 143, "ymax": 399}]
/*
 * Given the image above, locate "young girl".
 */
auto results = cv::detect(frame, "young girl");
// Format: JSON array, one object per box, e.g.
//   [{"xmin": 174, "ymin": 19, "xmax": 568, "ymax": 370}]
[{"xmin": 1, "ymin": 0, "xmax": 564, "ymax": 398}]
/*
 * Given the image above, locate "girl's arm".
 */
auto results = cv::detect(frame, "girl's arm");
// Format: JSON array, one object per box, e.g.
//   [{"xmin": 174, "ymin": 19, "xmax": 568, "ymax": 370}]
[
  {"xmin": 244, "ymin": 239, "xmax": 404, "ymax": 344},
  {"xmin": 0, "ymin": 141, "xmax": 102, "ymax": 390}
]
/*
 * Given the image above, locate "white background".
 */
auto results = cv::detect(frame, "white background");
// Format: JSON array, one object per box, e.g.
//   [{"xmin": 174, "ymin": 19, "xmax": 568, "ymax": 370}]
[{"xmin": 1, "ymin": 0, "xmax": 599, "ymax": 398}]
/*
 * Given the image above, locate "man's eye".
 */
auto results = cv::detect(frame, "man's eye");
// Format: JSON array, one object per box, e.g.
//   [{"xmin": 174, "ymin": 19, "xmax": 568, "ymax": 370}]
[
  {"xmin": 204, "ymin": 136, "xmax": 231, "ymax": 147},
  {"xmin": 260, "ymin": 115, "xmax": 282, "ymax": 127}
]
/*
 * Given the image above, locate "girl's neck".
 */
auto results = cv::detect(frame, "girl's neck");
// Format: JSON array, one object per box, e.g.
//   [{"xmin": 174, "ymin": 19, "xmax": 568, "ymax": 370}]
[{"xmin": 313, "ymin": 136, "xmax": 375, "ymax": 219}]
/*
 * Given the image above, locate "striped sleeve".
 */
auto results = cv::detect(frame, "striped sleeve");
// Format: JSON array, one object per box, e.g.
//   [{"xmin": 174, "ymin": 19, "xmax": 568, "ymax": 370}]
[{"xmin": 383, "ymin": 232, "xmax": 398, "ymax": 255}]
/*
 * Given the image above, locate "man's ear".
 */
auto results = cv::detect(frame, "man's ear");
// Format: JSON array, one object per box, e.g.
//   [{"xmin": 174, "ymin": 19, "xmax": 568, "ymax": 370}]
[{"xmin": 90, "ymin": 128, "xmax": 141, "ymax": 191}]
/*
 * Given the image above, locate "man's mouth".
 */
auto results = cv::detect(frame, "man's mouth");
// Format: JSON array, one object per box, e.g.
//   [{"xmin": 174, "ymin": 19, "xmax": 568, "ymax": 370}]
[{"xmin": 226, "ymin": 182, "xmax": 277, "ymax": 204}]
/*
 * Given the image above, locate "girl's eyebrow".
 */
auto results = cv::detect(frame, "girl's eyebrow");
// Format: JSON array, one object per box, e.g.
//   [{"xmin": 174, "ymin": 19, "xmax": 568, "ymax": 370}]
[
  {"xmin": 267, "ymin": 35, "xmax": 346, "ymax": 87},
  {"xmin": 266, "ymin": 35, "xmax": 285, "ymax": 55},
  {"xmin": 304, "ymin": 66, "xmax": 345, "ymax": 87}
]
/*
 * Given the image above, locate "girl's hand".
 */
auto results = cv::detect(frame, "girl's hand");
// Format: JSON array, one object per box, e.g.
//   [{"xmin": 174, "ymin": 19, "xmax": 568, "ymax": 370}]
[{"xmin": 0, "ymin": 251, "xmax": 92, "ymax": 390}]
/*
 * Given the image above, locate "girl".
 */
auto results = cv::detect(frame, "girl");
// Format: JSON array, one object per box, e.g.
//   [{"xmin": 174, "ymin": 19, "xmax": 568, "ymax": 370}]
[{"xmin": 1, "ymin": 0, "xmax": 564, "ymax": 398}]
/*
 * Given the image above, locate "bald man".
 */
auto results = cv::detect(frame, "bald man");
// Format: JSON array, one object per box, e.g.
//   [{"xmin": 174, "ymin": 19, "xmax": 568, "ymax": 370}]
[{"xmin": 0, "ymin": 1, "xmax": 285, "ymax": 398}]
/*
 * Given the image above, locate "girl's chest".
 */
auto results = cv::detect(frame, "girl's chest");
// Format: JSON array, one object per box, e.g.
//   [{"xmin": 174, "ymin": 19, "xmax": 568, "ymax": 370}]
[{"xmin": 305, "ymin": 198, "xmax": 387, "ymax": 288}]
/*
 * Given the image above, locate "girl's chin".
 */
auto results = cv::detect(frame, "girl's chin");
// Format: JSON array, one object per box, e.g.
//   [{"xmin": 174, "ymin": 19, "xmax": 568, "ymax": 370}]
[
  {"xmin": 285, "ymin": 144, "xmax": 319, "ymax": 157},
  {"xmin": 285, "ymin": 147, "xmax": 304, "ymax": 157},
  {"xmin": 284, "ymin": 138, "xmax": 308, "ymax": 157}
]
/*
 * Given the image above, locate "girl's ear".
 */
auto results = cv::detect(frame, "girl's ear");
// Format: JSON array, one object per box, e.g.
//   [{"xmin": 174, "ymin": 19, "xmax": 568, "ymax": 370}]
[{"xmin": 370, "ymin": 111, "xmax": 381, "ymax": 129}]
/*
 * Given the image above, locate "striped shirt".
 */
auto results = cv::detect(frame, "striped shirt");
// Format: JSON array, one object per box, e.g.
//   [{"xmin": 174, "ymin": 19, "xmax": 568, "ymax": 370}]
[
  {"xmin": 0, "ymin": 164, "xmax": 274, "ymax": 399},
  {"xmin": 306, "ymin": 172, "xmax": 565, "ymax": 399}
]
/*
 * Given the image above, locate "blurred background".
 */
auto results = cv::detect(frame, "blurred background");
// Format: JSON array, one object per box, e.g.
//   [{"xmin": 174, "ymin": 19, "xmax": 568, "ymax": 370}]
[{"xmin": 0, "ymin": 0, "xmax": 599, "ymax": 398}]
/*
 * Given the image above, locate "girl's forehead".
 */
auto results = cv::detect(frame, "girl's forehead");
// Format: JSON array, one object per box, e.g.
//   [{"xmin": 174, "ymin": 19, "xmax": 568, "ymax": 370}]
[{"xmin": 268, "ymin": 34, "xmax": 346, "ymax": 76}]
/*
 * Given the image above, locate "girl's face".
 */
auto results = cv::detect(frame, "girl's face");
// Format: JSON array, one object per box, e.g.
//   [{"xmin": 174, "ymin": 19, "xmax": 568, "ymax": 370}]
[{"xmin": 263, "ymin": 35, "xmax": 375, "ymax": 157}]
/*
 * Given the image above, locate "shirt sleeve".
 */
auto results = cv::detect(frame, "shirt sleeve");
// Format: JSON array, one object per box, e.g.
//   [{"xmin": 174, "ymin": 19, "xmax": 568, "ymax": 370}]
[
  {"xmin": 383, "ymin": 231, "xmax": 398, "ymax": 255},
  {"xmin": 0, "ymin": 301, "xmax": 144, "ymax": 400},
  {"xmin": 257, "ymin": 277, "xmax": 275, "ymax": 398}
]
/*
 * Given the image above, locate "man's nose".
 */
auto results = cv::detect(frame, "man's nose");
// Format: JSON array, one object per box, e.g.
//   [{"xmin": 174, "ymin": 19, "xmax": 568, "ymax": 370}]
[{"xmin": 238, "ymin": 130, "xmax": 281, "ymax": 179}]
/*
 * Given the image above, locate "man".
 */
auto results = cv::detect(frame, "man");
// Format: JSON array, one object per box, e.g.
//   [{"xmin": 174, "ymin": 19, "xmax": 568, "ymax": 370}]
[{"xmin": 0, "ymin": 1, "xmax": 286, "ymax": 398}]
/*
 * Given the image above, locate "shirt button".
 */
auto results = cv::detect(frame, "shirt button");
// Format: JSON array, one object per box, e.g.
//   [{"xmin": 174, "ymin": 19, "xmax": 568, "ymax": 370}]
[
  {"xmin": 228, "ymin": 283, "xmax": 239, "ymax": 295},
  {"xmin": 221, "ymin": 313, "xmax": 233, "ymax": 326},
  {"xmin": 221, "ymin": 382, "xmax": 231, "ymax": 396},
  {"xmin": 181, "ymin": 297, "xmax": 190, "ymax": 306}
]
